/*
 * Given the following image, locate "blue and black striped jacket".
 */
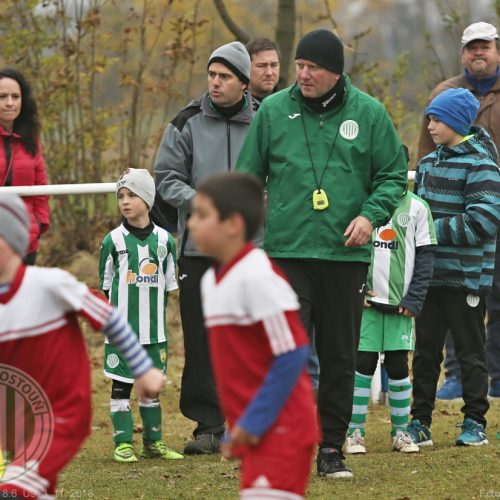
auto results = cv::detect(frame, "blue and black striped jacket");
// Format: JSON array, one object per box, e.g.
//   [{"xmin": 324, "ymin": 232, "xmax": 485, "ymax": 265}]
[{"xmin": 415, "ymin": 126, "xmax": 500, "ymax": 295}]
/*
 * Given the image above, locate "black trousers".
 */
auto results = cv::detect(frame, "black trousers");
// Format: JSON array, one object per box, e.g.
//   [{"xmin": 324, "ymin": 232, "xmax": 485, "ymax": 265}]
[
  {"xmin": 178, "ymin": 256, "xmax": 225, "ymax": 437},
  {"xmin": 274, "ymin": 259, "xmax": 368, "ymax": 450},
  {"xmin": 411, "ymin": 288, "xmax": 489, "ymax": 428}
]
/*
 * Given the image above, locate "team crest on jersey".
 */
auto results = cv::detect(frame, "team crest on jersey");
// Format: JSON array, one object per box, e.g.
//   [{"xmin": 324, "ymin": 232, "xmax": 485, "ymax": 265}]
[
  {"xmin": 107, "ymin": 354, "xmax": 120, "ymax": 368},
  {"xmin": 340, "ymin": 120, "xmax": 359, "ymax": 140},
  {"xmin": 397, "ymin": 212, "xmax": 411, "ymax": 227},
  {"xmin": 467, "ymin": 294, "xmax": 480, "ymax": 308},
  {"xmin": 126, "ymin": 257, "xmax": 159, "ymax": 287},
  {"xmin": 157, "ymin": 245, "xmax": 167, "ymax": 260},
  {"xmin": 373, "ymin": 228, "xmax": 399, "ymax": 250}
]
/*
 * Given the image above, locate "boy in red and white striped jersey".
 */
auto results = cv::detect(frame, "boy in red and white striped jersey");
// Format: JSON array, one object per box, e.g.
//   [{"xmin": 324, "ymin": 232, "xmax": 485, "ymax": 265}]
[
  {"xmin": 188, "ymin": 172, "xmax": 319, "ymax": 500},
  {"xmin": 0, "ymin": 193, "xmax": 165, "ymax": 500}
]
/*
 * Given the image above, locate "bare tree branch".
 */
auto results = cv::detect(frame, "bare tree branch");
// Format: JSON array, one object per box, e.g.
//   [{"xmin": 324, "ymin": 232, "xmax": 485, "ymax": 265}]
[
  {"xmin": 275, "ymin": 0, "xmax": 296, "ymax": 87},
  {"xmin": 322, "ymin": 0, "xmax": 368, "ymax": 55},
  {"xmin": 212, "ymin": 0, "xmax": 250, "ymax": 43}
]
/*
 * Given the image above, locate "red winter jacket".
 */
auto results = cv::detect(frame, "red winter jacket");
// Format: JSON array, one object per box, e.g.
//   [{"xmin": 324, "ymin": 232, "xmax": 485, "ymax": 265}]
[{"xmin": 0, "ymin": 126, "xmax": 50, "ymax": 254}]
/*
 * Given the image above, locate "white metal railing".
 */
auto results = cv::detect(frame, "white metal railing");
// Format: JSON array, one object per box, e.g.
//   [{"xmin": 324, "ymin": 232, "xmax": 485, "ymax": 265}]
[
  {"xmin": 0, "ymin": 182, "xmax": 116, "ymax": 196},
  {"xmin": 0, "ymin": 172, "xmax": 416, "ymax": 196}
]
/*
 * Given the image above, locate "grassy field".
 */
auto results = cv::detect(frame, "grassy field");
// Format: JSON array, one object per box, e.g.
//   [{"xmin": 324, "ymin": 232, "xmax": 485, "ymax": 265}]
[{"xmin": 54, "ymin": 252, "xmax": 500, "ymax": 500}]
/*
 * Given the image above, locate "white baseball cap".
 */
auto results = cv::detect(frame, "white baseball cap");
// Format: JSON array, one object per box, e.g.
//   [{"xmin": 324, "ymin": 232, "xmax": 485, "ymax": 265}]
[{"xmin": 461, "ymin": 22, "xmax": 498, "ymax": 47}]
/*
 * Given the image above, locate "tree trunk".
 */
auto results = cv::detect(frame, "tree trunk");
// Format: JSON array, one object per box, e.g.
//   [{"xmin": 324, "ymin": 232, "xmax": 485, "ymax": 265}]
[
  {"xmin": 212, "ymin": 0, "xmax": 251, "ymax": 43},
  {"xmin": 275, "ymin": 0, "xmax": 296, "ymax": 88}
]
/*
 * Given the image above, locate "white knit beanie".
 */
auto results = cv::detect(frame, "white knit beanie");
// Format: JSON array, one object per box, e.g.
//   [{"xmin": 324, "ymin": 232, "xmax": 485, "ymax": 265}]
[{"xmin": 116, "ymin": 168, "xmax": 155, "ymax": 211}]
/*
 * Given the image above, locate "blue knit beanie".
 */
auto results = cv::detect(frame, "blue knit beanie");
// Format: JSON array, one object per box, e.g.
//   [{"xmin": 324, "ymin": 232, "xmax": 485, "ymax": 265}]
[{"xmin": 426, "ymin": 88, "xmax": 480, "ymax": 136}]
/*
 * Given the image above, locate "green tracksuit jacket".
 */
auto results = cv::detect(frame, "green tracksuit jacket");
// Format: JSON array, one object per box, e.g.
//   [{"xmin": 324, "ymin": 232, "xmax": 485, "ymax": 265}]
[{"xmin": 235, "ymin": 75, "xmax": 408, "ymax": 263}]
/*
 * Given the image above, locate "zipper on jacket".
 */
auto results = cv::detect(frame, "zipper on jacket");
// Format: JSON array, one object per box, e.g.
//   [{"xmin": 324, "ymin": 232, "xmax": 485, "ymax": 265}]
[
  {"xmin": 3, "ymin": 136, "xmax": 12, "ymax": 186},
  {"xmin": 227, "ymin": 121, "xmax": 231, "ymax": 170},
  {"xmin": 319, "ymin": 113, "xmax": 323, "ymax": 129}
]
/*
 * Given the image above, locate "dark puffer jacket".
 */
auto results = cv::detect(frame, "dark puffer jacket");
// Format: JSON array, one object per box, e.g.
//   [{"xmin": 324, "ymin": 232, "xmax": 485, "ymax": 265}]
[{"xmin": 0, "ymin": 126, "xmax": 50, "ymax": 254}]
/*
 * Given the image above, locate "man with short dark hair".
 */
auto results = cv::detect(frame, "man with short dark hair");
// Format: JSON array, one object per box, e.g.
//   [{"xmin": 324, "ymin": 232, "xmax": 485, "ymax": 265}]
[
  {"xmin": 155, "ymin": 41, "xmax": 259, "ymax": 455},
  {"xmin": 236, "ymin": 29, "xmax": 408, "ymax": 478},
  {"xmin": 246, "ymin": 37, "xmax": 280, "ymax": 102},
  {"xmin": 417, "ymin": 22, "xmax": 500, "ymax": 404}
]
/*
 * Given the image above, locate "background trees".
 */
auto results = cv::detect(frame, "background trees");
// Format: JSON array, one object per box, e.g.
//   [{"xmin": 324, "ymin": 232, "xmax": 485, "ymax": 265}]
[{"xmin": 0, "ymin": 0, "xmax": 498, "ymax": 258}]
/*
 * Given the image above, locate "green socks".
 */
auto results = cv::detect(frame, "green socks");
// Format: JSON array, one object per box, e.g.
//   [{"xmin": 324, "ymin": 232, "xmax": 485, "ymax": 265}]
[
  {"xmin": 110, "ymin": 398, "xmax": 133, "ymax": 445},
  {"xmin": 348, "ymin": 371, "xmax": 372, "ymax": 436},
  {"xmin": 139, "ymin": 399, "xmax": 162, "ymax": 444},
  {"xmin": 389, "ymin": 376, "xmax": 412, "ymax": 436},
  {"xmin": 110, "ymin": 398, "xmax": 162, "ymax": 447}
]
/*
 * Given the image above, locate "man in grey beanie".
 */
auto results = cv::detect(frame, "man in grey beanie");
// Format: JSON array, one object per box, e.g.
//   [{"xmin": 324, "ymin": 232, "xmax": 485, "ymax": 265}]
[{"xmin": 155, "ymin": 42, "xmax": 259, "ymax": 455}]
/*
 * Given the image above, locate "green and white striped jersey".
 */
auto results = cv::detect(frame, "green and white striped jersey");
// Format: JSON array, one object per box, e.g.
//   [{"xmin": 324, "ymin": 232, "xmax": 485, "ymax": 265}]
[
  {"xmin": 99, "ymin": 223, "xmax": 178, "ymax": 344},
  {"xmin": 367, "ymin": 192, "xmax": 437, "ymax": 306}
]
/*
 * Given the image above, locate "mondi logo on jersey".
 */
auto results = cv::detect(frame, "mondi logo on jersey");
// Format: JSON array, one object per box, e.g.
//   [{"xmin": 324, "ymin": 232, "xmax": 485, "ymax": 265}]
[
  {"xmin": 126, "ymin": 257, "xmax": 159, "ymax": 287},
  {"xmin": 373, "ymin": 228, "xmax": 399, "ymax": 250}
]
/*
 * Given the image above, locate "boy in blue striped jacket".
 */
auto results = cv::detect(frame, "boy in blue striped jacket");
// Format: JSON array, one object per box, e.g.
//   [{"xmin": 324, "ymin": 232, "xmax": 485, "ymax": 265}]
[{"xmin": 409, "ymin": 88, "xmax": 500, "ymax": 447}]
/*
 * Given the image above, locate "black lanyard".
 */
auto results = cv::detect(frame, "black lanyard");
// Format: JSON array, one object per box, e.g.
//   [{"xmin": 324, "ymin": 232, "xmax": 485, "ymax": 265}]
[{"xmin": 298, "ymin": 93, "xmax": 347, "ymax": 193}]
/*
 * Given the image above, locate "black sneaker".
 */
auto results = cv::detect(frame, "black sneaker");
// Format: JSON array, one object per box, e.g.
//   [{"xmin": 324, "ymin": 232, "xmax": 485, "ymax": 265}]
[
  {"xmin": 317, "ymin": 448, "xmax": 353, "ymax": 478},
  {"xmin": 183, "ymin": 433, "xmax": 222, "ymax": 455}
]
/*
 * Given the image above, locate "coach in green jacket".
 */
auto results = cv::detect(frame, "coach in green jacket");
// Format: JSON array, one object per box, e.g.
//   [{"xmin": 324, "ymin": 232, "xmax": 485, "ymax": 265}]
[{"xmin": 236, "ymin": 30, "xmax": 408, "ymax": 479}]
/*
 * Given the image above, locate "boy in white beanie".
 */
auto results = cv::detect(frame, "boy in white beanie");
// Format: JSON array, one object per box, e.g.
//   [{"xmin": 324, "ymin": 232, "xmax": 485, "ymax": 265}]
[
  {"xmin": 99, "ymin": 168, "xmax": 183, "ymax": 462},
  {"xmin": 0, "ymin": 193, "xmax": 165, "ymax": 500}
]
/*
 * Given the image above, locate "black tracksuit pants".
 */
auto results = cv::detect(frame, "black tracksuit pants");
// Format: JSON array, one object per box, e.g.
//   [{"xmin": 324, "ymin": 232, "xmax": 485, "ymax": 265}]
[
  {"xmin": 273, "ymin": 259, "xmax": 368, "ymax": 450},
  {"xmin": 178, "ymin": 256, "xmax": 225, "ymax": 437},
  {"xmin": 411, "ymin": 288, "xmax": 489, "ymax": 428}
]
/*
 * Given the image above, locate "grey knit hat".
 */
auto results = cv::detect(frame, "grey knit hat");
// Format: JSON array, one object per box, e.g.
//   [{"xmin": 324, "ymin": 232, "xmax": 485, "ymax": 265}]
[
  {"xmin": 208, "ymin": 42, "xmax": 251, "ymax": 85},
  {"xmin": 0, "ymin": 193, "xmax": 30, "ymax": 256},
  {"xmin": 116, "ymin": 168, "xmax": 156, "ymax": 211}
]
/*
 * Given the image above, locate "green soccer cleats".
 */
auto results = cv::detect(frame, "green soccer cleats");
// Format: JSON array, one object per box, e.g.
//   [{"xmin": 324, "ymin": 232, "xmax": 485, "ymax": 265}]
[
  {"xmin": 140, "ymin": 441, "xmax": 184, "ymax": 460},
  {"xmin": 113, "ymin": 443, "xmax": 138, "ymax": 463}
]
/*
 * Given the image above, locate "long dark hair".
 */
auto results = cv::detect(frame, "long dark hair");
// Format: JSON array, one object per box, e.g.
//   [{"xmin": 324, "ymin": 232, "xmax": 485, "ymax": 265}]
[{"xmin": 0, "ymin": 69, "xmax": 41, "ymax": 156}]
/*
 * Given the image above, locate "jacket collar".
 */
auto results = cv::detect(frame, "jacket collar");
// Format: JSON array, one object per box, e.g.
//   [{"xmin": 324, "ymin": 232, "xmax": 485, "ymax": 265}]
[
  {"xmin": 459, "ymin": 72, "xmax": 500, "ymax": 93},
  {"xmin": 464, "ymin": 67, "xmax": 500, "ymax": 96},
  {"xmin": 200, "ymin": 90, "xmax": 257, "ymax": 124},
  {"xmin": 290, "ymin": 73, "xmax": 350, "ymax": 107},
  {"xmin": 436, "ymin": 125, "xmax": 498, "ymax": 163},
  {"xmin": 0, "ymin": 124, "xmax": 21, "ymax": 139},
  {"xmin": 214, "ymin": 243, "xmax": 255, "ymax": 284},
  {"xmin": 0, "ymin": 264, "xmax": 26, "ymax": 304}
]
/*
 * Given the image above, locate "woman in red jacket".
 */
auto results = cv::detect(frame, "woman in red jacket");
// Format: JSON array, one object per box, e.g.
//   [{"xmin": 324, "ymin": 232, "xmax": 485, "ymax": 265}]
[{"xmin": 0, "ymin": 69, "xmax": 49, "ymax": 264}]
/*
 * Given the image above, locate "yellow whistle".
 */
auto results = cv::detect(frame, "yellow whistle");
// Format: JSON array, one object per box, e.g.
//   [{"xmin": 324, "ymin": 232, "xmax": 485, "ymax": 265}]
[{"xmin": 313, "ymin": 189, "xmax": 329, "ymax": 210}]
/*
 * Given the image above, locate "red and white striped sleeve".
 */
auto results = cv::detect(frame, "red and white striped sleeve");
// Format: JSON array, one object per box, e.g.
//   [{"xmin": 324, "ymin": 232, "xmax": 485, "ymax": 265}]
[
  {"xmin": 50, "ymin": 268, "xmax": 112, "ymax": 330},
  {"xmin": 79, "ymin": 289, "xmax": 113, "ymax": 330}
]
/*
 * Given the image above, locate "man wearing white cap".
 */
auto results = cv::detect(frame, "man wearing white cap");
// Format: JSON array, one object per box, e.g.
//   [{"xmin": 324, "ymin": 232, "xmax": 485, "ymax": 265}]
[{"xmin": 417, "ymin": 22, "xmax": 500, "ymax": 406}]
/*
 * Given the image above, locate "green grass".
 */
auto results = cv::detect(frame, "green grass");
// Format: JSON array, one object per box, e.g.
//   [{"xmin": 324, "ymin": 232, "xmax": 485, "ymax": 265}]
[{"xmin": 55, "ymin": 257, "xmax": 500, "ymax": 500}]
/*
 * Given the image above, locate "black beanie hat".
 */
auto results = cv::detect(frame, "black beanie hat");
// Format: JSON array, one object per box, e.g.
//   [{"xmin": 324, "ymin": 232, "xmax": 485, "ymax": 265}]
[{"xmin": 295, "ymin": 29, "xmax": 344, "ymax": 74}]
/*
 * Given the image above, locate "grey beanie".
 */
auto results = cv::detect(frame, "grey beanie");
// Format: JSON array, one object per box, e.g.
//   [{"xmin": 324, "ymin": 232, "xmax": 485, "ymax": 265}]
[
  {"xmin": 208, "ymin": 42, "xmax": 251, "ymax": 85},
  {"xmin": 116, "ymin": 168, "xmax": 156, "ymax": 211},
  {"xmin": 0, "ymin": 193, "xmax": 30, "ymax": 256}
]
